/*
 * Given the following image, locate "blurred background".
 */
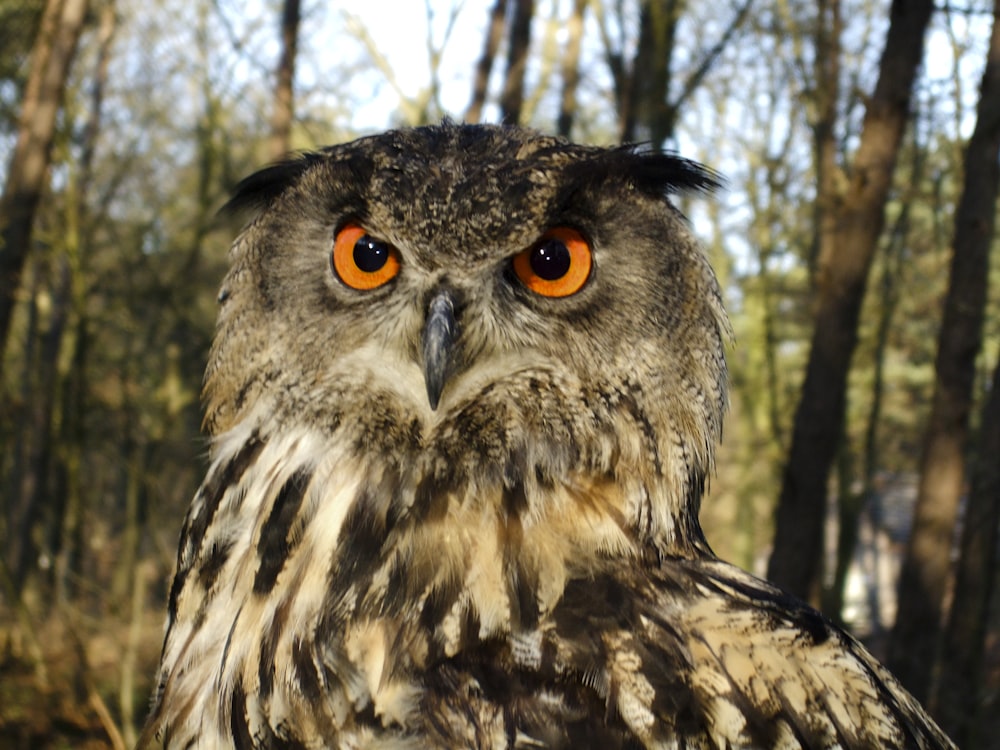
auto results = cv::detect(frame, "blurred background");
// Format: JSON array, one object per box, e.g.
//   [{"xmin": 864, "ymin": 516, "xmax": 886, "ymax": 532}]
[{"xmin": 0, "ymin": 0, "xmax": 998, "ymax": 747}]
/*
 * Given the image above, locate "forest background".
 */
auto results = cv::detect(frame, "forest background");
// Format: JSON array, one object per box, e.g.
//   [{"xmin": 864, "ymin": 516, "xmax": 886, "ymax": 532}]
[{"xmin": 1, "ymin": 0, "xmax": 999, "ymax": 747}]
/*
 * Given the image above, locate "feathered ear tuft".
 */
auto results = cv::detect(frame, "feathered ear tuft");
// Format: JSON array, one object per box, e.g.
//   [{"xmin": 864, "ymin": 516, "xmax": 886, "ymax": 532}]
[
  {"xmin": 560, "ymin": 146, "xmax": 723, "ymax": 201},
  {"xmin": 622, "ymin": 148, "xmax": 724, "ymax": 197},
  {"xmin": 220, "ymin": 152, "xmax": 327, "ymax": 217}
]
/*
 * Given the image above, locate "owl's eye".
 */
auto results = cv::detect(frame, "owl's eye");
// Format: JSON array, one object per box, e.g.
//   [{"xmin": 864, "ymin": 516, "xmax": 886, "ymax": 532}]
[
  {"xmin": 332, "ymin": 223, "xmax": 401, "ymax": 290},
  {"xmin": 512, "ymin": 227, "xmax": 592, "ymax": 298}
]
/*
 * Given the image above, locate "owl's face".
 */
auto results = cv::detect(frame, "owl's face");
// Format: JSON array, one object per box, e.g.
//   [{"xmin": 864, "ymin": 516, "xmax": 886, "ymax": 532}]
[{"xmin": 204, "ymin": 123, "xmax": 727, "ymax": 550}]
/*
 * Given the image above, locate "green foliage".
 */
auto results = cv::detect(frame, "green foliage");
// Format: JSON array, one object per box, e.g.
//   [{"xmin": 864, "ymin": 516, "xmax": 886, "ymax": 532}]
[{"xmin": 0, "ymin": 0, "xmax": 44, "ymax": 130}]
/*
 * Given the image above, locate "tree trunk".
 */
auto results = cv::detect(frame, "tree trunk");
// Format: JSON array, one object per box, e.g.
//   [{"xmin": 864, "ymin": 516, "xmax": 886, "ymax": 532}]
[
  {"xmin": 932, "ymin": 353, "xmax": 1000, "ymax": 746},
  {"xmin": 770, "ymin": 0, "xmax": 842, "ymax": 607},
  {"xmin": 50, "ymin": 0, "xmax": 114, "ymax": 606},
  {"xmin": 618, "ymin": 0, "xmax": 681, "ymax": 145},
  {"xmin": 465, "ymin": 0, "xmax": 508, "ymax": 123},
  {"xmin": 0, "ymin": 0, "xmax": 89, "ymax": 373},
  {"xmin": 52, "ymin": 316, "xmax": 87, "ymax": 604},
  {"xmin": 13, "ymin": 254, "xmax": 71, "ymax": 593},
  {"xmin": 615, "ymin": 0, "xmax": 749, "ymax": 147},
  {"xmin": 4, "ymin": 259, "xmax": 42, "ymax": 588},
  {"xmin": 808, "ymin": 0, "xmax": 843, "ymax": 279},
  {"xmin": 499, "ymin": 0, "xmax": 533, "ymax": 124},
  {"xmin": 823, "ymin": 132, "xmax": 921, "ymax": 623},
  {"xmin": 888, "ymin": 0, "xmax": 1000, "ymax": 703},
  {"xmin": 767, "ymin": 0, "xmax": 935, "ymax": 603},
  {"xmin": 822, "ymin": 198, "xmax": 910, "ymax": 625},
  {"xmin": 266, "ymin": 0, "xmax": 300, "ymax": 161},
  {"xmin": 556, "ymin": 0, "xmax": 587, "ymax": 137}
]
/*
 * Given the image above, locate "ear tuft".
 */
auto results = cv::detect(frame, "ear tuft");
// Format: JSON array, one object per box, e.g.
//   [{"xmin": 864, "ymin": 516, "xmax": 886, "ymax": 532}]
[
  {"xmin": 220, "ymin": 152, "xmax": 327, "ymax": 217},
  {"xmin": 560, "ymin": 146, "xmax": 724, "ymax": 200}
]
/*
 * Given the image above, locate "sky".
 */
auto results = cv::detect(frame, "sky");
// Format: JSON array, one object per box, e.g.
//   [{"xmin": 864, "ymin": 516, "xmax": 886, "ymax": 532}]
[
  {"xmin": 320, "ymin": 0, "xmax": 988, "ymax": 139},
  {"xmin": 312, "ymin": 0, "xmax": 494, "ymax": 129}
]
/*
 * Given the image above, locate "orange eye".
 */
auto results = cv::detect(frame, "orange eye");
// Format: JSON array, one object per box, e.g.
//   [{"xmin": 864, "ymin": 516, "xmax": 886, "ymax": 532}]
[
  {"xmin": 332, "ymin": 223, "xmax": 401, "ymax": 290},
  {"xmin": 512, "ymin": 227, "xmax": 592, "ymax": 297}
]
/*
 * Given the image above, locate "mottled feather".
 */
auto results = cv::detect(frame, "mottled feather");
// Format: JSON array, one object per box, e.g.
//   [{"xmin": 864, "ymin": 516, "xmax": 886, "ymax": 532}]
[{"xmin": 140, "ymin": 122, "xmax": 954, "ymax": 749}]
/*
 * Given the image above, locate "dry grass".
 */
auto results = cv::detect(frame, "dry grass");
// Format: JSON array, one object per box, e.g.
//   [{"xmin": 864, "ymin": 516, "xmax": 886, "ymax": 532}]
[{"xmin": 0, "ymin": 608, "xmax": 163, "ymax": 750}]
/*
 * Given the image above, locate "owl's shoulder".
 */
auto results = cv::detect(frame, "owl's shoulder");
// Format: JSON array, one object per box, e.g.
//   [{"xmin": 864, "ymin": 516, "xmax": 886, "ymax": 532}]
[
  {"xmin": 594, "ymin": 556, "xmax": 954, "ymax": 749},
  {"xmin": 391, "ymin": 552, "xmax": 954, "ymax": 749}
]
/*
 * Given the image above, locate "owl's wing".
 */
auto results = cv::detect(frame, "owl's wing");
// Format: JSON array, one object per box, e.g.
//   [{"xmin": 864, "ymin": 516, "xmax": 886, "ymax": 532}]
[{"xmin": 544, "ymin": 556, "xmax": 955, "ymax": 749}]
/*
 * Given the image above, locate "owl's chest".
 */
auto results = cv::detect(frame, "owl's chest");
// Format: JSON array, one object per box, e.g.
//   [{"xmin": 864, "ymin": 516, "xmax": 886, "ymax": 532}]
[{"xmin": 156, "ymin": 426, "xmax": 665, "ymax": 747}]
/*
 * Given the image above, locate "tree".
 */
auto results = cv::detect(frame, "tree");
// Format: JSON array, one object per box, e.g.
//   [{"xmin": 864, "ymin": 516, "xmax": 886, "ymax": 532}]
[
  {"xmin": 499, "ymin": 0, "xmax": 534, "ymax": 123},
  {"xmin": 888, "ymin": 0, "xmax": 1000, "ymax": 703},
  {"xmin": 617, "ymin": 0, "xmax": 682, "ymax": 144},
  {"xmin": 932, "ymin": 350, "xmax": 1000, "ymax": 746},
  {"xmin": 466, "ymin": 0, "xmax": 507, "ymax": 123},
  {"xmin": 0, "ymin": 0, "xmax": 45, "ymax": 126},
  {"xmin": 767, "ymin": 0, "xmax": 936, "ymax": 604},
  {"xmin": 0, "ymin": 0, "xmax": 89, "ymax": 377},
  {"xmin": 266, "ymin": 0, "xmax": 302, "ymax": 161},
  {"xmin": 605, "ymin": 0, "xmax": 751, "ymax": 147},
  {"xmin": 556, "ymin": 0, "xmax": 587, "ymax": 137}
]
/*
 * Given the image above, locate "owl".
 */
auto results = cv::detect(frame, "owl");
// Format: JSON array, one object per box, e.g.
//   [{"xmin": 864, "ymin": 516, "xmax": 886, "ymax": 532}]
[{"xmin": 139, "ymin": 122, "xmax": 954, "ymax": 749}]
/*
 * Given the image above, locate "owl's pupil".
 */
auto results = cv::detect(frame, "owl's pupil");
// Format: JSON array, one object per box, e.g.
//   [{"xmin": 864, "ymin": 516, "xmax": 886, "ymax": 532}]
[
  {"xmin": 530, "ymin": 240, "xmax": 571, "ymax": 280},
  {"xmin": 353, "ymin": 237, "xmax": 389, "ymax": 273}
]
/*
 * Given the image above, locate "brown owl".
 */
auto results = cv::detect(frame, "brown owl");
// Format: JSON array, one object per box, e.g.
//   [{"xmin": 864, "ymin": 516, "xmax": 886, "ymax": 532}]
[{"xmin": 139, "ymin": 122, "xmax": 955, "ymax": 749}]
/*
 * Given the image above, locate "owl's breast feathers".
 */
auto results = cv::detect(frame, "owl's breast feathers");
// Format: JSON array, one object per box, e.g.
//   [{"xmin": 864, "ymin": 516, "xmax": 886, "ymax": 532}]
[
  {"xmin": 141, "ymin": 422, "xmax": 954, "ymax": 750},
  {"xmin": 142, "ymin": 122, "xmax": 951, "ymax": 748}
]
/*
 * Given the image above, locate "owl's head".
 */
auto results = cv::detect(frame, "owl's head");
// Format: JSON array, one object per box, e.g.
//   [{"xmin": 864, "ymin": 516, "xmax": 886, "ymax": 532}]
[{"xmin": 205, "ymin": 122, "xmax": 728, "ymax": 553}]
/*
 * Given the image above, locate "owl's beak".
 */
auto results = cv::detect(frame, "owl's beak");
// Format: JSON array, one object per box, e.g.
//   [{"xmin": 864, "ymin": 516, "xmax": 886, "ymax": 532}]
[{"xmin": 422, "ymin": 291, "xmax": 457, "ymax": 411}]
